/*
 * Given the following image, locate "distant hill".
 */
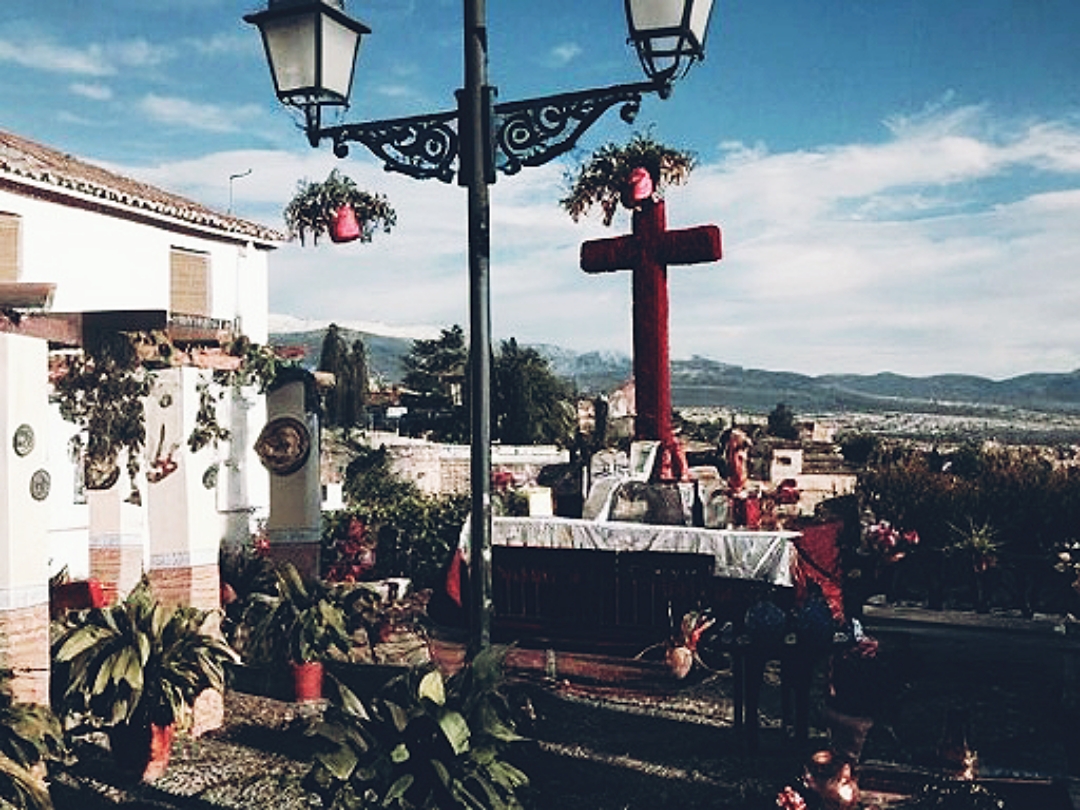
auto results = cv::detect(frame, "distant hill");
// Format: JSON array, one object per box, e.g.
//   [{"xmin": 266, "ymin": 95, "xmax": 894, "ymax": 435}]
[{"xmin": 270, "ymin": 327, "xmax": 1080, "ymax": 418}]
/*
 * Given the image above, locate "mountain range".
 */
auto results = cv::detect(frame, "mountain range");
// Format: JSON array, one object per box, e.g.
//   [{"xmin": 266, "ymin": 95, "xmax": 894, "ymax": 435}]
[{"xmin": 270, "ymin": 326, "xmax": 1080, "ymax": 419}]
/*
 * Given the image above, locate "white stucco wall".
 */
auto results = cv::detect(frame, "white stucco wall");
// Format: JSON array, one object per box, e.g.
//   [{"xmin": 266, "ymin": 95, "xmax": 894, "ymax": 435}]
[
  {"xmin": 1, "ymin": 180, "xmax": 276, "ymax": 575},
  {"xmin": 0, "ymin": 187, "xmax": 271, "ymax": 340}
]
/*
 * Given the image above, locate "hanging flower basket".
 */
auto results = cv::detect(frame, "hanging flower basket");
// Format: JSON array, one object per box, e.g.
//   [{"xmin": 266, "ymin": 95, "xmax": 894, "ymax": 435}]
[
  {"xmin": 284, "ymin": 168, "xmax": 396, "ymax": 246},
  {"xmin": 560, "ymin": 133, "xmax": 695, "ymax": 226}
]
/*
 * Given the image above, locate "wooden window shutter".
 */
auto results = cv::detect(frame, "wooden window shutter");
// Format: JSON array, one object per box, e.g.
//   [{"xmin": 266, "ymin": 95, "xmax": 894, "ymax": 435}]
[
  {"xmin": 0, "ymin": 212, "xmax": 21, "ymax": 282},
  {"xmin": 170, "ymin": 248, "xmax": 210, "ymax": 317}
]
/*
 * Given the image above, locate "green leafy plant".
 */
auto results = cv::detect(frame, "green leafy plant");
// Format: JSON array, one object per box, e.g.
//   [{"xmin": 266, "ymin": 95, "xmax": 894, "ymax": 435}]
[
  {"xmin": 302, "ymin": 645, "xmax": 529, "ymax": 809},
  {"xmin": 243, "ymin": 563, "xmax": 352, "ymax": 665},
  {"xmin": 51, "ymin": 577, "xmax": 238, "ymax": 731},
  {"xmin": 0, "ymin": 669, "xmax": 66, "ymax": 810},
  {"xmin": 560, "ymin": 132, "xmax": 695, "ymax": 226},
  {"xmin": 284, "ymin": 169, "xmax": 397, "ymax": 246},
  {"xmin": 54, "ymin": 330, "xmax": 152, "ymax": 497}
]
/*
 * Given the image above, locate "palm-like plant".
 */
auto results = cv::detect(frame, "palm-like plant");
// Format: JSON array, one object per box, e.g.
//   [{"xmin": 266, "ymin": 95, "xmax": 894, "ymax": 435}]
[
  {"xmin": 560, "ymin": 133, "xmax": 695, "ymax": 226},
  {"xmin": 243, "ymin": 563, "xmax": 352, "ymax": 665},
  {"xmin": 284, "ymin": 169, "xmax": 397, "ymax": 246},
  {"xmin": 303, "ymin": 645, "xmax": 529, "ymax": 809},
  {"xmin": 0, "ymin": 669, "xmax": 66, "ymax": 810},
  {"xmin": 51, "ymin": 577, "xmax": 238, "ymax": 731}
]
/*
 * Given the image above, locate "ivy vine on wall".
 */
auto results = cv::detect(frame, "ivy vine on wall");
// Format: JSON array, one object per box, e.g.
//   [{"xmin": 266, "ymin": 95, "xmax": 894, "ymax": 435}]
[{"xmin": 52, "ymin": 330, "xmax": 289, "ymax": 498}]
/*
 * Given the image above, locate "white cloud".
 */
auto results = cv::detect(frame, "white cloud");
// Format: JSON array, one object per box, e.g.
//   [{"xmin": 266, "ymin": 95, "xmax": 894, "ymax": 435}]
[
  {"xmin": 109, "ymin": 103, "xmax": 1080, "ymax": 379},
  {"xmin": 0, "ymin": 38, "xmax": 113, "ymax": 76},
  {"xmin": 138, "ymin": 94, "xmax": 264, "ymax": 133},
  {"xmin": 0, "ymin": 35, "xmax": 170, "ymax": 76},
  {"xmin": 545, "ymin": 42, "xmax": 582, "ymax": 68},
  {"xmin": 70, "ymin": 82, "xmax": 113, "ymax": 101}
]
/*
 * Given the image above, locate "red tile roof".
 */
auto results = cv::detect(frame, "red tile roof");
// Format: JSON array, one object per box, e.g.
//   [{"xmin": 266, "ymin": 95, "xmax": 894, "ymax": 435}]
[{"xmin": 0, "ymin": 129, "xmax": 284, "ymax": 244}]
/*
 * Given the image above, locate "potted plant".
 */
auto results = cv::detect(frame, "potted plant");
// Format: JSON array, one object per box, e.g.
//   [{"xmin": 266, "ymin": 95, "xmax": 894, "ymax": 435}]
[
  {"xmin": 560, "ymin": 132, "xmax": 695, "ymax": 226},
  {"xmin": 283, "ymin": 168, "xmax": 397, "ymax": 246},
  {"xmin": 0, "ymin": 668, "xmax": 66, "ymax": 810},
  {"xmin": 243, "ymin": 563, "xmax": 352, "ymax": 702},
  {"xmin": 303, "ymin": 645, "xmax": 529, "ymax": 810},
  {"xmin": 51, "ymin": 578, "xmax": 238, "ymax": 781}
]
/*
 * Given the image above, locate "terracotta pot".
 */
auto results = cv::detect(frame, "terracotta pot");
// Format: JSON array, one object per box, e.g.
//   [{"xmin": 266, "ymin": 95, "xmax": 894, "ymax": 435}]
[
  {"xmin": 330, "ymin": 205, "xmax": 361, "ymax": 243},
  {"xmin": 291, "ymin": 660, "xmax": 324, "ymax": 702},
  {"xmin": 108, "ymin": 721, "xmax": 174, "ymax": 782}
]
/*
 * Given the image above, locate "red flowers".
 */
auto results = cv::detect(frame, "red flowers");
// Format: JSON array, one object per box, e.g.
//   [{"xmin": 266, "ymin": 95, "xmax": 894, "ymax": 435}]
[{"xmin": 865, "ymin": 521, "xmax": 919, "ymax": 565}]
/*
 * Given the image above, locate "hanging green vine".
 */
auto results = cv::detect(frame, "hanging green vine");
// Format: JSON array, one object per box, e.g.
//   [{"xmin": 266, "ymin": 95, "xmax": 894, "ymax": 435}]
[
  {"xmin": 283, "ymin": 168, "xmax": 397, "ymax": 246},
  {"xmin": 54, "ymin": 331, "xmax": 153, "ymax": 496},
  {"xmin": 560, "ymin": 132, "xmax": 696, "ymax": 226},
  {"xmin": 53, "ymin": 330, "xmax": 292, "ymax": 494}
]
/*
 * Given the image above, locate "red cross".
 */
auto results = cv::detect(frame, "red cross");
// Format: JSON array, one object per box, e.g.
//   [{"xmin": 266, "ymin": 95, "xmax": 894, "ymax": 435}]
[{"xmin": 581, "ymin": 199, "xmax": 722, "ymax": 481}]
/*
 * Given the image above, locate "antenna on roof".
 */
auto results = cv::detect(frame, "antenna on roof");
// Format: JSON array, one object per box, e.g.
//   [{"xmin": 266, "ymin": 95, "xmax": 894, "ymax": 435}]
[{"xmin": 228, "ymin": 169, "xmax": 253, "ymax": 214}]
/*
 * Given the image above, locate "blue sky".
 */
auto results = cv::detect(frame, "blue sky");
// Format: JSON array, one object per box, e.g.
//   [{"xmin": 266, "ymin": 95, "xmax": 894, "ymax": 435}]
[{"xmin": 3, "ymin": 1, "xmax": 1080, "ymax": 380}]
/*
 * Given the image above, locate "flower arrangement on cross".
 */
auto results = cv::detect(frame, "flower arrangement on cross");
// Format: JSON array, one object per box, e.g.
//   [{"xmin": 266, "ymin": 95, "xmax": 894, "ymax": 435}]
[
  {"xmin": 560, "ymin": 132, "xmax": 695, "ymax": 225},
  {"xmin": 283, "ymin": 168, "xmax": 397, "ymax": 246}
]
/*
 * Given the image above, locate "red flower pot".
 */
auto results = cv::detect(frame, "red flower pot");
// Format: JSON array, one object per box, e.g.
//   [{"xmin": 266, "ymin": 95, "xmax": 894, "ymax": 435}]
[
  {"xmin": 290, "ymin": 660, "xmax": 324, "ymax": 702},
  {"xmin": 330, "ymin": 205, "xmax": 361, "ymax": 243},
  {"xmin": 108, "ymin": 721, "xmax": 174, "ymax": 782}
]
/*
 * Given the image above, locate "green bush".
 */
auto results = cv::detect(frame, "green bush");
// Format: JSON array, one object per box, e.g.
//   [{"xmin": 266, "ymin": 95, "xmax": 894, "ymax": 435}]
[
  {"xmin": 303, "ymin": 645, "xmax": 528, "ymax": 809},
  {"xmin": 327, "ymin": 446, "xmax": 469, "ymax": 592}
]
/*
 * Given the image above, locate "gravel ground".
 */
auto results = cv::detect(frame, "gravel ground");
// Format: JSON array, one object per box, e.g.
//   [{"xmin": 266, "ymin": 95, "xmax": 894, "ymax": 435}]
[{"xmin": 44, "ymin": 610, "xmax": 1080, "ymax": 810}]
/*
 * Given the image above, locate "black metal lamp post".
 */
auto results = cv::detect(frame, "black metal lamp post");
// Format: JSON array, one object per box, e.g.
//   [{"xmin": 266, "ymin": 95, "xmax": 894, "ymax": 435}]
[{"xmin": 246, "ymin": 0, "xmax": 715, "ymax": 653}]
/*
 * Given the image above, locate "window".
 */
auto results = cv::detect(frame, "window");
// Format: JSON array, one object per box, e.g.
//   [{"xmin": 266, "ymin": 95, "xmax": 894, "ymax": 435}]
[
  {"xmin": 169, "ymin": 247, "xmax": 211, "ymax": 317},
  {"xmin": 0, "ymin": 212, "xmax": 21, "ymax": 282}
]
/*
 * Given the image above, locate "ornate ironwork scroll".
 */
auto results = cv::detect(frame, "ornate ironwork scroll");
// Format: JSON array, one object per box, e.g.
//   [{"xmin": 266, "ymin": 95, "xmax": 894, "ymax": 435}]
[
  {"xmin": 321, "ymin": 110, "xmax": 460, "ymax": 183},
  {"xmin": 311, "ymin": 80, "xmax": 664, "ymax": 184},
  {"xmin": 492, "ymin": 82, "xmax": 652, "ymax": 176}
]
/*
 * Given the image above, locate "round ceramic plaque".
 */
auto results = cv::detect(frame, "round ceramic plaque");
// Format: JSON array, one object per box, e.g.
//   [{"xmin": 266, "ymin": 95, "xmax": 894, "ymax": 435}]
[
  {"xmin": 13, "ymin": 424, "xmax": 34, "ymax": 457},
  {"xmin": 254, "ymin": 416, "xmax": 311, "ymax": 476},
  {"xmin": 202, "ymin": 464, "xmax": 219, "ymax": 489},
  {"xmin": 30, "ymin": 469, "xmax": 50, "ymax": 501}
]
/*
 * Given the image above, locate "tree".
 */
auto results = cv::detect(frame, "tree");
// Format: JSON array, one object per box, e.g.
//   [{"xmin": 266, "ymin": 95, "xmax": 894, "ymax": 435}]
[
  {"xmin": 401, "ymin": 325, "xmax": 469, "ymax": 442},
  {"xmin": 318, "ymin": 325, "xmax": 368, "ymax": 434},
  {"xmin": 492, "ymin": 338, "xmax": 576, "ymax": 446},
  {"xmin": 767, "ymin": 402, "xmax": 799, "ymax": 440}
]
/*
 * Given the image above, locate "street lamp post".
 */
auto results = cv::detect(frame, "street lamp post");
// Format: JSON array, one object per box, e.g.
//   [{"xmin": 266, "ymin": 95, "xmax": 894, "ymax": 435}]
[{"xmin": 246, "ymin": 0, "xmax": 715, "ymax": 653}]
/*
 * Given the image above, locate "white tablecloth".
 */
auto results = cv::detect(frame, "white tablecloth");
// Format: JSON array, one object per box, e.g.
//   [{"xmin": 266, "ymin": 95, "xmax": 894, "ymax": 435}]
[{"xmin": 460, "ymin": 516, "xmax": 799, "ymax": 587}]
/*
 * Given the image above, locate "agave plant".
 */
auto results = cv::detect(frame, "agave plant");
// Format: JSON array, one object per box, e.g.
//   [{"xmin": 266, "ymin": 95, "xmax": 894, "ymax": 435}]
[
  {"xmin": 0, "ymin": 669, "xmax": 66, "ymax": 810},
  {"xmin": 560, "ymin": 133, "xmax": 695, "ymax": 226},
  {"xmin": 283, "ymin": 169, "xmax": 397, "ymax": 246},
  {"xmin": 51, "ymin": 577, "xmax": 238, "ymax": 732},
  {"xmin": 302, "ymin": 645, "xmax": 529, "ymax": 809}
]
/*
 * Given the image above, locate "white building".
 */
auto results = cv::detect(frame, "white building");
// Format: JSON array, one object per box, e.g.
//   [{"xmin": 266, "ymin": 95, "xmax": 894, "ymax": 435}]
[{"xmin": 0, "ymin": 128, "xmax": 282, "ymax": 699}]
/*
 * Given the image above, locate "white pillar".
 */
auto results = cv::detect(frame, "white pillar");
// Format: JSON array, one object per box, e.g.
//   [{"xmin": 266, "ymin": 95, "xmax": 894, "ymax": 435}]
[
  {"xmin": 0, "ymin": 334, "xmax": 50, "ymax": 704},
  {"xmin": 261, "ymin": 370, "xmax": 322, "ymax": 579},
  {"xmin": 87, "ymin": 452, "xmax": 148, "ymax": 605},
  {"xmin": 144, "ymin": 367, "xmax": 220, "ymax": 613}
]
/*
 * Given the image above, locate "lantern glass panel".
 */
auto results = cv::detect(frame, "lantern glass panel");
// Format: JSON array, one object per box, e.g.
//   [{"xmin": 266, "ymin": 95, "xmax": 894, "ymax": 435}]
[
  {"xmin": 319, "ymin": 13, "xmax": 362, "ymax": 100},
  {"xmin": 688, "ymin": 0, "xmax": 714, "ymax": 49},
  {"xmin": 262, "ymin": 11, "xmax": 319, "ymax": 97},
  {"xmin": 627, "ymin": 0, "xmax": 684, "ymax": 31}
]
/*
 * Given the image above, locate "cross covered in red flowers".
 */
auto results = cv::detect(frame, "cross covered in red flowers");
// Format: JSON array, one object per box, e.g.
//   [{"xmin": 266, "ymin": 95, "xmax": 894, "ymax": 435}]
[{"xmin": 581, "ymin": 194, "xmax": 721, "ymax": 480}]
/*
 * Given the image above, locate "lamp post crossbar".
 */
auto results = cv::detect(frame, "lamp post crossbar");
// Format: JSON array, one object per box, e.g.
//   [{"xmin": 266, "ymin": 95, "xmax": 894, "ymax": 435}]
[
  {"xmin": 308, "ymin": 80, "xmax": 666, "ymax": 183},
  {"xmin": 246, "ymin": 0, "xmax": 714, "ymax": 655}
]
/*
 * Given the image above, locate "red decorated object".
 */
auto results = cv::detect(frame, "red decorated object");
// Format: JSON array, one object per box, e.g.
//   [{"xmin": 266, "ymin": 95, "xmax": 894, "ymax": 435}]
[
  {"xmin": 330, "ymin": 204, "xmax": 362, "ymax": 243},
  {"xmin": 50, "ymin": 578, "xmax": 107, "ymax": 618},
  {"xmin": 291, "ymin": 660, "xmax": 325, "ymax": 702},
  {"xmin": 581, "ymin": 196, "xmax": 722, "ymax": 482}
]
